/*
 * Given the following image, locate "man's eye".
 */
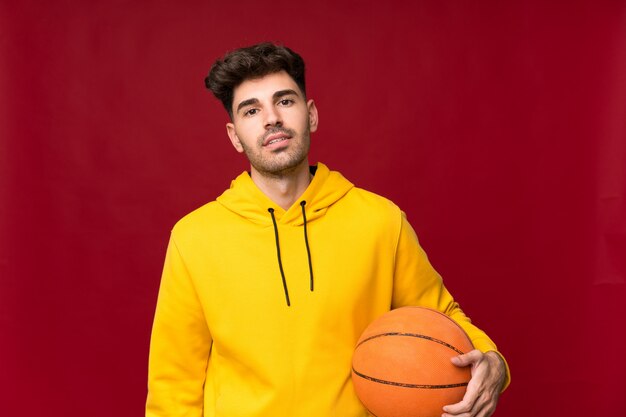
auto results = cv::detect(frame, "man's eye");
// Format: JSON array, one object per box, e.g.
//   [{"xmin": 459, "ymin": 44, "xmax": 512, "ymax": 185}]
[
  {"xmin": 244, "ymin": 108, "xmax": 258, "ymax": 116},
  {"xmin": 279, "ymin": 99, "xmax": 294, "ymax": 106}
]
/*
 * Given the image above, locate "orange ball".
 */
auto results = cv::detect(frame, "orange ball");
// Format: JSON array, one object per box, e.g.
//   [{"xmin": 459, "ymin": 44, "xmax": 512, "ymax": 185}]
[{"xmin": 352, "ymin": 307, "xmax": 474, "ymax": 417}]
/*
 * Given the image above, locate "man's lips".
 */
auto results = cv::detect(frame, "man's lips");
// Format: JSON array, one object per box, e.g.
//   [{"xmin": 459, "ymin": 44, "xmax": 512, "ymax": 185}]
[{"xmin": 263, "ymin": 132, "xmax": 292, "ymax": 146}]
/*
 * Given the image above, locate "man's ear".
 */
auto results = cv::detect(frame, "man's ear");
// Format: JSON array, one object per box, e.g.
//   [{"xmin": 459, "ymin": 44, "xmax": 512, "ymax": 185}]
[
  {"xmin": 307, "ymin": 99, "xmax": 319, "ymax": 133},
  {"xmin": 226, "ymin": 123, "xmax": 244, "ymax": 153}
]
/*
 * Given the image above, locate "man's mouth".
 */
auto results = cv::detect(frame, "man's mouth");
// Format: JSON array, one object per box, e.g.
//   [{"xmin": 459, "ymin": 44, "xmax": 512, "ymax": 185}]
[
  {"xmin": 263, "ymin": 131, "xmax": 292, "ymax": 146},
  {"xmin": 267, "ymin": 137, "xmax": 288, "ymax": 145}
]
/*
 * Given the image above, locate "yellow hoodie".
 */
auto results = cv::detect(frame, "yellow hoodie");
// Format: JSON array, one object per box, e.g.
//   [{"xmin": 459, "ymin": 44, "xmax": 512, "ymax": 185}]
[{"xmin": 147, "ymin": 162, "xmax": 508, "ymax": 417}]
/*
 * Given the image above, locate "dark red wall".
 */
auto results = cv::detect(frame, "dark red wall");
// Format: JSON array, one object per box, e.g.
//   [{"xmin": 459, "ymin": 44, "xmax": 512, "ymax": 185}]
[{"xmin": 2, "ymin": 1, "xmax": 624, "ymax": 416}]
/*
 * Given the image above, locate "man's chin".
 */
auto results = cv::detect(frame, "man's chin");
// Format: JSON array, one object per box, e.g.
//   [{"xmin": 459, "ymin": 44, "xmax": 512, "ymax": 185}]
[{"xmin": 250, "ymin": 157, "xmax": 309, "ymax": 178}]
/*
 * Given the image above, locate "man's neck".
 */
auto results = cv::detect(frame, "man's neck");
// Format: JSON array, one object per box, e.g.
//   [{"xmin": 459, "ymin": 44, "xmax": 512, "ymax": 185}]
[{"xmin": 250, "ymin": 160, "xmax": 312, "ymax": 211}]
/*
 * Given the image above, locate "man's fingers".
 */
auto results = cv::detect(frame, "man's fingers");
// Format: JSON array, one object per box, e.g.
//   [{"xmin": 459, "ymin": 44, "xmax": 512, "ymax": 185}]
[
  {"xmin": 442, "ymin": 379, "xmax": 480, "ymax": 414},
  {"xmin": 442, "ymin": 398, "xmax": 476, "ymax": 415},
  {"xmin": 451, "ymin": 349, "xmax": 483, "ymax": 367}
]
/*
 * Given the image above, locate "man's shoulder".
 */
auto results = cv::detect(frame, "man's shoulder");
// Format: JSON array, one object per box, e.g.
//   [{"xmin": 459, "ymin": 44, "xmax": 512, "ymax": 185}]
[
  {"xmin": 332, "ymin": 186, "xmax": 407, "ymax": 245},
  {"xmin": 335, "ymin": 185, "xmax": 405, "ymax": 234},
  {"xmin": 170, "ymin": 199, "xmax": 226, "ymax": 238},
  {"xmin": 344, "ymin": 185, "xmax": 402, "ymax": 215}
]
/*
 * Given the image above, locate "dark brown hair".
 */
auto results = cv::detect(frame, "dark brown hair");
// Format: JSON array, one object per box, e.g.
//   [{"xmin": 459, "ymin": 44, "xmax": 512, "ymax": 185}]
[{"xmin": 205, "ymin": 42, "xmax": 306, "ymax": 118}]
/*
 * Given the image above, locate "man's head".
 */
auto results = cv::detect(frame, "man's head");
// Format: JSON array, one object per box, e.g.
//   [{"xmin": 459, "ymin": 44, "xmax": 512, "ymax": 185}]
[
  {"xmin": 205, "ymin": 42, "xmax": 306, "ymax": 119},
  {"xmin": 206, "ymin": 43, "xmax": 318, "ymax": 178}
]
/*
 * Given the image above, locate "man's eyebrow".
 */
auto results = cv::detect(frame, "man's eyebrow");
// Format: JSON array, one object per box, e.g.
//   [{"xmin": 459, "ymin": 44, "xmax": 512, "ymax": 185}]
[
  {"xmin": 273, "ymin": 89, "xmax": 300, "ymax": 99},
  {"xmin": 236, "ymin": 98, "xmax": 259, "ymax": 114}
]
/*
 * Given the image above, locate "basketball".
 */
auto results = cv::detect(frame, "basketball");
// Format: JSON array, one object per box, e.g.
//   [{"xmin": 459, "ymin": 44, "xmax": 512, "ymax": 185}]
[{"xmin": 351, "ymin": 307, "xmax": 474, "ymax": 417}]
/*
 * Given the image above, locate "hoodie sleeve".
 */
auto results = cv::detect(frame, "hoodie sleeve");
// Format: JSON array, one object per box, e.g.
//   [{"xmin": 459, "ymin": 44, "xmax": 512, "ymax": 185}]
[
  {"xmin": 146, "ymin": 235, "xmax": 212, "ymax": 417},
  {"xmin": 391, "ymin": 212, "xmax": 510, "ymax": 390}
]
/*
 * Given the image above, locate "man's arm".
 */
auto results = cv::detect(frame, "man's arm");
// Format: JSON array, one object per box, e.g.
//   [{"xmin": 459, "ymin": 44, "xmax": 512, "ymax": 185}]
[
  {"xmin": 146, "ymin": 235, "xmax": 212, "ymax": 417},
  {"xmin": 391, "ymin": 212, "xmax": 510, "ymax": 416}
]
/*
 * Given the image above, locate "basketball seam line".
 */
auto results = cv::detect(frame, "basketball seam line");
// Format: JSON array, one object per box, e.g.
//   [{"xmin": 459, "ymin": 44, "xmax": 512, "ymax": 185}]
[
  {"xmin": 356, "ymin": 332, "xmax": 467, "ymax": 355},
  {"xmin": 352, "ymin": 367, "xmax": 469, "ymax": 389}
]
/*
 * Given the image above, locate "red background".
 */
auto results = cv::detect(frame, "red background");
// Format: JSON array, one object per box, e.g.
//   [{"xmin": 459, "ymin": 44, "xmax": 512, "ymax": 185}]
[{"xmin": 2, "ymin": 1, "xmax": 625, "ymax": 416}]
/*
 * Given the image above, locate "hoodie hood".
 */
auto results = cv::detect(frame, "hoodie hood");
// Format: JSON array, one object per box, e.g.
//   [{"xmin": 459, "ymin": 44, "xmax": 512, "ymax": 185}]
[{"xmin": 216, "ymin": 162, "xmax": 354, "ymax": 226}]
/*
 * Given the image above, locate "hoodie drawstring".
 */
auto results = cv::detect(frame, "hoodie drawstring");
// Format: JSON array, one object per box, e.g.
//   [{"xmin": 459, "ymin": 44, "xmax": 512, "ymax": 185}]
[
  {"xmin": 300, "ymin": 201, "xmax": 314, "ymax": 291},
  {"xmin": 267, "ymin": 201, "xmax": 315, "ymax": 307},
  {"xmin": 268, "ymin": 208, "xmax": 290, "ymax": 307}
]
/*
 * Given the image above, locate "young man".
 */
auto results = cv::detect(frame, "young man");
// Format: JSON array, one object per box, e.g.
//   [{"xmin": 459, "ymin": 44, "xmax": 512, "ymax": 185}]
[{"xmin": 146, "ymin": 43, "xmax": 509, "ymax": 417}]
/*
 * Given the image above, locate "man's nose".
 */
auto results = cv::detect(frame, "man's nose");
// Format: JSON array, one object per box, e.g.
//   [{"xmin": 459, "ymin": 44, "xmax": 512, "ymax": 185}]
[{"xmin": 264, "ymin": 106, "xmax": 282, "ymax": 128}]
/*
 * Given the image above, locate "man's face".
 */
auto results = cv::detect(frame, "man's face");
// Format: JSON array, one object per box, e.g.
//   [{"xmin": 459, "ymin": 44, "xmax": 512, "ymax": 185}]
[{"xmin": 226, "ymin": 71, "xmax": 318, "ymax": 177}]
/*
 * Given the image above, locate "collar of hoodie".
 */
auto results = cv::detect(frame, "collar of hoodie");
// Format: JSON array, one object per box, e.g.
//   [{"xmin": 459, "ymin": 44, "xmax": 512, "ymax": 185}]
[{"xmin": 216, "ymin": 162, "xmax": 354, "ymax": 227}]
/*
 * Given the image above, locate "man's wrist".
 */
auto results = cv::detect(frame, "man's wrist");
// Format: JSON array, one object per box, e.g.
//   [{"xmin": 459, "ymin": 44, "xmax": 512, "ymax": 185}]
[
  {"xmin": 484, "ymin": 351, "xmax": 507, "ymax": 391},
  {"xmin": 485, "ymin": 350, "xmax": 504, "ymax": 366}
]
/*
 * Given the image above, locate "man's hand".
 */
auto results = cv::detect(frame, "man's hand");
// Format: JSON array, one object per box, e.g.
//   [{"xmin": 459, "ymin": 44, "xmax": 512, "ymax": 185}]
[{"xmin": 442, "ymin": 350, "xmax": 506, "ymax": 417}]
